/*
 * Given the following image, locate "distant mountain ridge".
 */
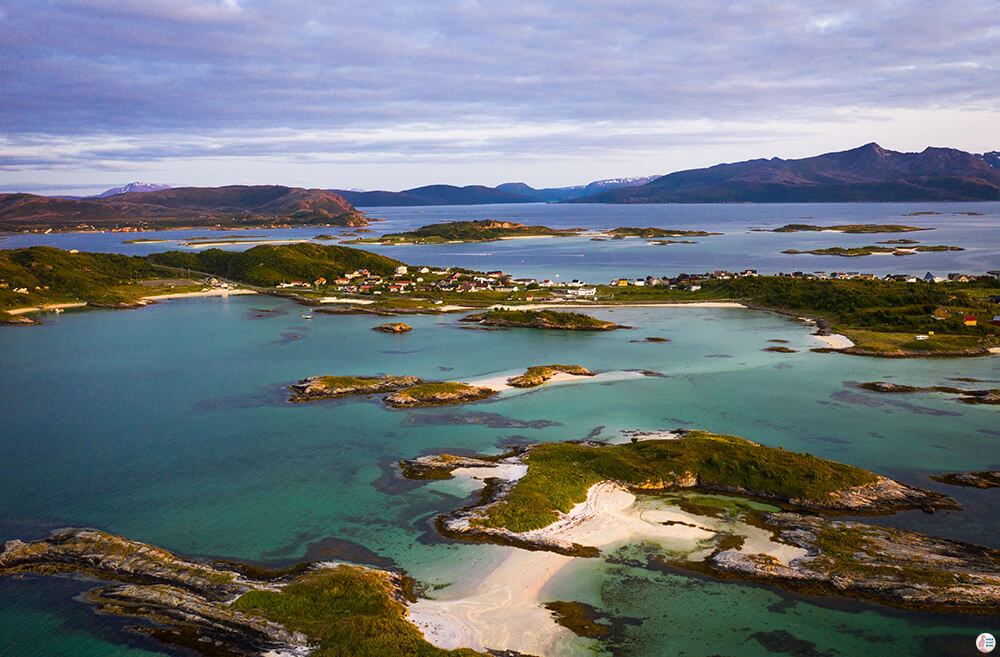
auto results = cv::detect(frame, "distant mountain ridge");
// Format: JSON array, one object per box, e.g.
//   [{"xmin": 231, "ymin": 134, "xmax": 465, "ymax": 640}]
[
  {"xmin": 333, "ymin": 176, "xmax": 660, "ymax": 206},
  {"xmin": 97, "ymin": 182, "xmax": 172, "ymax": 198},
  {"xmin": 574, "ymin": 143, "xmax": 1000, "ymax": 203},
  {"xmin": 0, "ymin": 185, "xmax": 363, "ymax": 231}
]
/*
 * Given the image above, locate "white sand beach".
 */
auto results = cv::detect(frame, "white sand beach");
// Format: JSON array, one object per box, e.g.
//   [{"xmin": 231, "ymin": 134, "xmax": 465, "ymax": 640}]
[
  {"xmin": 6, "ymin": 302, "xmax": 88, "ymax": 315},
  {"xmin": 813, "ymin": 333, "xmax": 855, "ymax": 349},
  {"xmin": 409, "ymin": 472, "xmax": 806, "ymax": 656},
  {"xmin": 141, "ymin": 289, "xmax": 258, "ymax": 301}
]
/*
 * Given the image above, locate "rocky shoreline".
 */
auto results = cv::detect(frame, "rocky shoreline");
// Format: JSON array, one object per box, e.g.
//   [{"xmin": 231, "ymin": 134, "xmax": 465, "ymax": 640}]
[
  {"xmin": 930, "ymin": 471, "xmax": 1000, "ymax": 488},
  {"xmin": 0, "ymin": 529, "xmax": 313, "ymax": 656},
  {"xmin": 707, "ymin": 513, "xmax": 1000, "ymax": 614}
]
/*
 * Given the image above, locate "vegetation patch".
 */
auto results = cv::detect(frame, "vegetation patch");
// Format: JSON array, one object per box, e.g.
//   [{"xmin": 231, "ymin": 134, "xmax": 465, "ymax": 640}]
[
  {"xmin": 859, "ymin": 381, "xmax": 1000, "ymax": 404},
  {"xmin": 372, "ymin": 322, "xmax": 412, "ymax": 333},
  {"xmin": 231, "ymin": 567, "xmax": 486, "ymax": 657}
]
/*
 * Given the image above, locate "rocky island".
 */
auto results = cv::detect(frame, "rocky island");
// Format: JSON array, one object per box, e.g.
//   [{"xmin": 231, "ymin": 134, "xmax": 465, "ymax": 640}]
[
  {"xmin": 287, "ymin": 374, "xmax": 421, "ymax": 402},
  {"xmin": 373, "ymin": 322, "xmax": 413, "ymax": 333},
  {"xmin": 461, "ymin": 309, "xmax": 623, "ymax": 331},
  {"xmin": 604, "ymin": 227, "xmax": 722, "ymax": 238},
  {"xmin": 0, "ymin": 529, "xmax": 485, "ymax": 657},
  {"xmin": 507, "ymin": 364, "xmax": 595, "ymax": 388},
  {"xmin": 782, "ymin": 245, "xmax": 963, "ymax": 257},
  {"xmin": 859, "ymin": 381, "xmax": 1000, "ymax": 404},
  {"xmin": 288, "ymin": 375, "xmax": 497, "ymax": 408}
]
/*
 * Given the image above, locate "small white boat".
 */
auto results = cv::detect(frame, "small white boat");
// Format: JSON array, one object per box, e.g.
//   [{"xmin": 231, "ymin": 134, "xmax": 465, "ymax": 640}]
[{"xmin": 301, "ymin": 313, "xmax": 313, "ymax": 319}]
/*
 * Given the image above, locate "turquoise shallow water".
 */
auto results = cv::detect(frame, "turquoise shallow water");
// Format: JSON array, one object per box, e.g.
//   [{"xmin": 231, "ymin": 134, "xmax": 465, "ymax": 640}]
[{"xmin": 1, "ymin": 294, "xmax": 999, "ymax": 655}]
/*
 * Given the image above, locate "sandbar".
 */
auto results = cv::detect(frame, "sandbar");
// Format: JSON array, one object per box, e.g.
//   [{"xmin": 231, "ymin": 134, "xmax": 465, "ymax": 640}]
[{"xmin": 813, "ymin": 333, "xmax": 854, "ymax": 349}]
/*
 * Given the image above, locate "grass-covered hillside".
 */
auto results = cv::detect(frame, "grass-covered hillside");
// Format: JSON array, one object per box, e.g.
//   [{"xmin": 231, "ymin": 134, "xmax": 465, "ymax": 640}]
[
  {"xmin": 480, "ymin": 432, "xmax": 879, "ymax": 532},
  {"xmin": 0, "ymin": 246, "xmax": 159, "ymax": 309},
  {"xmin": 148, "ymin": 243, "xmax": 404, "ymax": 286}
]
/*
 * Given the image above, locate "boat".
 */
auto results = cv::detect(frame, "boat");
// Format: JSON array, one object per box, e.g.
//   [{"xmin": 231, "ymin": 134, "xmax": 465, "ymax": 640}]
[{"xmin": 301, "ymin": 313, "xmax": 313, "ymax": 319}]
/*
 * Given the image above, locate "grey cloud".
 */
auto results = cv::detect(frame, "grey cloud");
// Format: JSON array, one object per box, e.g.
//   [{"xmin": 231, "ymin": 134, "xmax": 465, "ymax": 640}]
[{"xmin": 1, "ymin": 0, "xmax": 998, "ymax": 174}]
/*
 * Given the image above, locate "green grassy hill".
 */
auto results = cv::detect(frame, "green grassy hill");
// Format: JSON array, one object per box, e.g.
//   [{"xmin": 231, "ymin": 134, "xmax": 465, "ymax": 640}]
[{"xmin": 148, "ymin": 243, "xmax": 404, "ymax": 286}]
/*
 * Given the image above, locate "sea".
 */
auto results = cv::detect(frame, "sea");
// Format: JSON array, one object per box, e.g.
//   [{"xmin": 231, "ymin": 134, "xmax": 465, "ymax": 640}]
[{"xmin": 1, "ymin": 202, "xmax": 998, "ymax": 656}]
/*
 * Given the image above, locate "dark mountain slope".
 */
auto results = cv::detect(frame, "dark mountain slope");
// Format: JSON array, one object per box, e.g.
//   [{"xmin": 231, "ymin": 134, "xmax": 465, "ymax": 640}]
[{"xmin": 576, "ymin": 144, "xmax": 1000, "ymax": 203}]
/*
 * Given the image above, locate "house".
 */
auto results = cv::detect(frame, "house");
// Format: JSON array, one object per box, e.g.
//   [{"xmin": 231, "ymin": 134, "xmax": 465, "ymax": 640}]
[
  {"xmin": 419, "ymin": 267, "xmax": 430, "ymax": 274},
  {"xmin": 986, "ymin": 270, "xmax": 1000, "ymax": 279},
  {"xmin": 313, "ymin": 277, "xmax": 327, "ymax": 286},
  {"xmin": 988, "ymin": 295, "xmax": 1000, "ymax": 304},
  {"xmin": 394, "ymin": 266, "xmax": 408, "ymax": 275},
  {"xmin": 633, "ymin": 279, "xmax": 646, "ymax": 286},
  {"xmin": 566, "ymin": 287, "xmax": 596, "ymax": 297},
  {"xmin": 964, "ymin": 315, "xmax": 977, "ymax": 326},
  {"xmin": 931, "ymin": 307, "xmax": 951, "ymax": 320},
  {"xmin": 948, "ymin": 273, "xmax": 972, "ymax": 283},
  {"xmin": 614, "ymin": 278, "xmax": 629, "ymax": 286},
  {"xmin": 993, "ymin": 315, "xmax": 1000, "ymax": 327},
  {"xmin": 689, "ymin": 284, "xmax": 702, "ymax": 292}
]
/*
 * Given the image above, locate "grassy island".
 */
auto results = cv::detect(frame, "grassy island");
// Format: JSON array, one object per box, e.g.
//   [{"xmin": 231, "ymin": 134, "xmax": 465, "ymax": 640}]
[
  {"xmin": 358, "ymin": 220, "xmax": 581, "ymax": 244},
  {"xmin": 765, "ymin": 224, "xmax": 932, "ymax": 233},
  {"xmin": 461, "ymin": 309, "xmax": 622, "ymax": 331}
]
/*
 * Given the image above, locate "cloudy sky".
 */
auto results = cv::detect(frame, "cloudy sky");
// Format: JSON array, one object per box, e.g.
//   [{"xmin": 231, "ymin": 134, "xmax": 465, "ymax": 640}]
[{"xmin": 2, "ymin": 0, "xmax": 998, "ymax": 194}]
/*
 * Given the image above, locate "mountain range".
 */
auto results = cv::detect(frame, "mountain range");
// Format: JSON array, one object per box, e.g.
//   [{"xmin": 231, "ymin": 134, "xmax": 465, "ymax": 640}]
[
  {"xmin": 0, "ymin": 185, "xmax": 363, "ymax": 231},
  {"xmin": 331, "ymin": 176, "xmax": 659, "ymax": 206},
  {"xmin": 576, "ymin": 144, "xmax": 1000, "ymax": 203}
]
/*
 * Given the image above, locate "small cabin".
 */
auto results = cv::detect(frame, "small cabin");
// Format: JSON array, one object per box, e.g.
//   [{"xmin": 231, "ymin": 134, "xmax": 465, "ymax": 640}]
[
  {"xmin": 964, "ymin": 315, "xmax": 977, "ymax": 326},
  {"xmin": 931, "ymin": 307, "xmax": 951, "ymax": 320},
  {"xmin": 992, "ymin": 315, "xmax": 1000, "ymax": 327}
]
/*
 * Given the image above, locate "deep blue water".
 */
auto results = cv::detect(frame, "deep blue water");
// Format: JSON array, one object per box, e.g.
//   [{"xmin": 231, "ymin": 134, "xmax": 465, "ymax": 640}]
[{"xmin": 2, "ymin": 202, "xmax": 998, "ymax": 281}]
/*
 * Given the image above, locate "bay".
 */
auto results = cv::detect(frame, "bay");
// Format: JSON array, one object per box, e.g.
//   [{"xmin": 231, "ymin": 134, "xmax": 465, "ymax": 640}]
[{"xmin": 1, "ymin": 293, "xmax": 998, "ymax": 656}]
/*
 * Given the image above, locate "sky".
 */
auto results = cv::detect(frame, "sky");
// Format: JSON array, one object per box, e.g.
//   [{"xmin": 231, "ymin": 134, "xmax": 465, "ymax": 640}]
[{"xmin": 1, "ymin": 0, "xmax": 999, "ymax": 195}]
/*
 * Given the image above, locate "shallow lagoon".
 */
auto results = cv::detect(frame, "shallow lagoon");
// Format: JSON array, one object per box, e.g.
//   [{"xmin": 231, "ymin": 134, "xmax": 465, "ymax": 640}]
[{"xmin": 1, "ymin": 295, "xmax": 998, "ymax": 656}]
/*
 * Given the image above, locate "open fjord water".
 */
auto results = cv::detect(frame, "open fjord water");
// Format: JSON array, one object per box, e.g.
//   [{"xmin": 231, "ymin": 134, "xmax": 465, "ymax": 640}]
[
  {"xmin": 1, "ymin": 294, "xmax": 998, "ymax": 656},
  {"xmin": 3, "ymin": 201, "xmax": 1000, "ymax": 281}
]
